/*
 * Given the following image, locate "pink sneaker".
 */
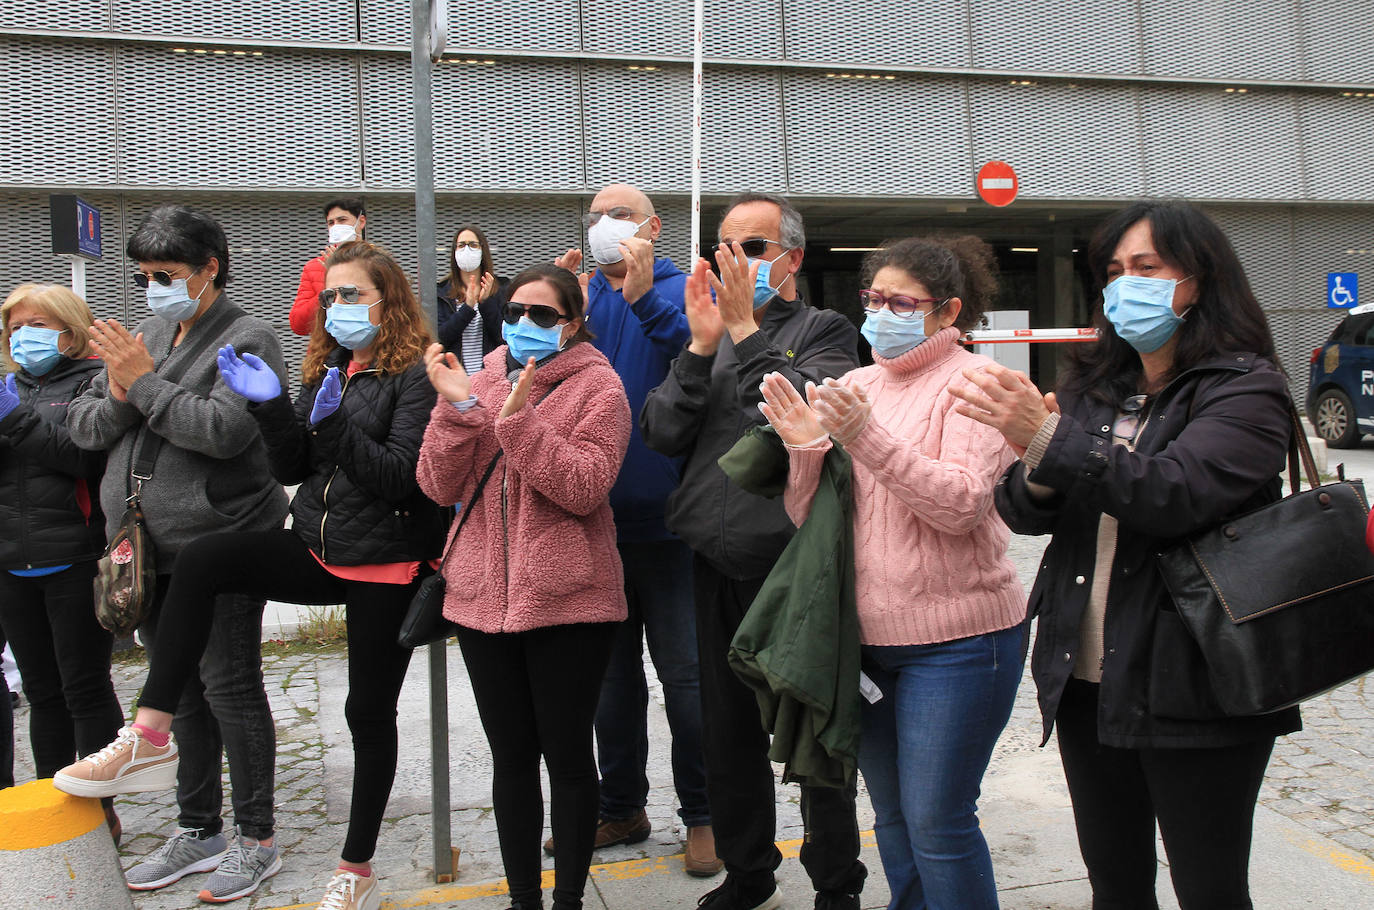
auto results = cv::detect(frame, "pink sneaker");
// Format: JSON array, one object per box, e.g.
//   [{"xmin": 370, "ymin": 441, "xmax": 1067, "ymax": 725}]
[{"xmin": 53, "ymin": 725, "xmax": 179, "ymax": 798}]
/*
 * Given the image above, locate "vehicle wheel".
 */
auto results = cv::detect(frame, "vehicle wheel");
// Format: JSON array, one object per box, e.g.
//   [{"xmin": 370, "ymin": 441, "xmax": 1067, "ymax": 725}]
[{"xmin": 1314, "ymin": 389, "xmax": 1360, "ymax": 448}]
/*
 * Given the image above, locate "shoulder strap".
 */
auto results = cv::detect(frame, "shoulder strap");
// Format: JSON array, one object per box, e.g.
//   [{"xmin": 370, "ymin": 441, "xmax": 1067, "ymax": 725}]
[
  {"xmin": 433, "ymin": 376, "xmax": 570, "ymax": 568},
  {"xmin": 130, "ymin": 304, "xmax": 249, "ymax": 488}
]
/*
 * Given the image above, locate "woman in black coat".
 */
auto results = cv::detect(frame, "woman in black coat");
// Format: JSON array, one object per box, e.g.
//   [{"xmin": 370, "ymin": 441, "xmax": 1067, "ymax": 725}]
[
  {"xmin": 950, "ymin": 200, "xmax": 1297, "ymax": 910},
  {"xmin": 437, "ymin": 224, "xmax": 505, "ymax": 373},
  {"xmin": 0, "ymin": 284, "xmax": 121, "ymax": 835}
]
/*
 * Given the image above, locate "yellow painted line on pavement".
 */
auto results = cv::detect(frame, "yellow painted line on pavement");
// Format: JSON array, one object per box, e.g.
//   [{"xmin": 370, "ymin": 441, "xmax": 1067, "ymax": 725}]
[
  {"xmin": 261, "ymin": 832, "xmax": 879, "ymax": 909},
  {"xmin": 1283, "ymin": 827, "xmax": 1374, "ymax": 883}
]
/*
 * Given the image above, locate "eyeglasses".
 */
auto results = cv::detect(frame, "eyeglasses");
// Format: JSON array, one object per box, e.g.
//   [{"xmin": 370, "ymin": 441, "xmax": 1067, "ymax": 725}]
[
  {"xmin": 727, "ymin": 238, "xmax": 782, "ymax": 259},
  {"xmin": 133, "ymin": 268, "xmax": 194, "ymax": 288},
  {"xmin": 318, "ymin": 285, "xmax": 378, "ymax": 308},
  {"xmin": 454, "ymin": 240, "xmax": 482, "ymax": 250},
  {"xmin": 1113, "ymin": 393, "xmax": 1149, "ymax": 446},
  {"xmin": 503, "ymin": 302, "xmax": 571, "ymax": 329},
  {"xmin": 859, "ymin": 289, "xmax": 948, "ymax": 320},
  {"xmin": 582, "ymin": 206, "xmax": 646, "ymax": 227}
]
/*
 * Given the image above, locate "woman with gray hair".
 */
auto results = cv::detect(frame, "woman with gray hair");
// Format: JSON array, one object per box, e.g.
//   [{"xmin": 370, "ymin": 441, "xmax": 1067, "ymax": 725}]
[{"xmin": 64, "ymin": 205, "xmax": 291, "ymax": 903}]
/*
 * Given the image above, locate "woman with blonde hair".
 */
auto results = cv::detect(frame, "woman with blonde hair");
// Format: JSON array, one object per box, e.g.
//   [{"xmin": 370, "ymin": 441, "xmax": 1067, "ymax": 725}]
[
  {"xmin": 59, "ymin": 241, "xmax": 447, "ymax": 910},
  {"xmin": 0, "ymin": 284, "xmax": 122, "ymax": 836}
]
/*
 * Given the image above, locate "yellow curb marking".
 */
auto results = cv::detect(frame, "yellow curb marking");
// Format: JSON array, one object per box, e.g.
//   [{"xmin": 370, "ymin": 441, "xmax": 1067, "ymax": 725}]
[
  {"xmin": 1283, "ymin": 828, "xmax": 1374, "ymax": 883},
  {"xmin": 261, "ymin": 832, "xmax": 879, "ymax": 909},
  {"xmin": 0, "ymin": 779, "xmax": 103, "ymax": 850}
]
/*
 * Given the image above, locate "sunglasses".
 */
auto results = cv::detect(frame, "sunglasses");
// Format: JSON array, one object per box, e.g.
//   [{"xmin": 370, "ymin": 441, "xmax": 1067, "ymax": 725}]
[
  {"xmin": 503, "ymin": 302, "xmax": 571, "ymax": 329},
  {"xmin": 860, "ymin": 289, "xmax": 948, "ymax": 320},
  {"xmin": 732, "ymin": 239, "xmax": 781, "ymax": 259},
  {"xmin": 1113, "ymin": 393, "xmax": 1150, "ymax": 446},
  {"xmin": 133, "ymin": 268, "xmax": 193, "ymax": 288},
  {"xmin": 318, "ymin": 285, "xmax": 378, "ymax": 308}
]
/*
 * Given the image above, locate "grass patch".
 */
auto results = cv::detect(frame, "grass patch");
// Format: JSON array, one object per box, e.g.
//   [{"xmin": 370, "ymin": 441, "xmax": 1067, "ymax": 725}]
[{"xmin": 292, "ymin": 604, "xmax": 348, "ymax": 645}]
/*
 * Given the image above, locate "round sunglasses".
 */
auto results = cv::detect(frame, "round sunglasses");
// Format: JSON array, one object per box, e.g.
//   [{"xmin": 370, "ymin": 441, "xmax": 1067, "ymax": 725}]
[{"xmin": 503, "ymin": 302, "xmax": 571, "ymax": 329}]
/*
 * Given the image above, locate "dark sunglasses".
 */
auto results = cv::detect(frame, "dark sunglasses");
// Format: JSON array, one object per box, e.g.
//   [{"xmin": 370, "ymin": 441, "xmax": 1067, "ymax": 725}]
[
  {"xmin": 503, "ymin": 302, "xmax": 571, "ymax": 329},
  {"xmin": 318, "ymin": 285, "xmax": 377, "ymax": 308},
  {"xmin": 860, "ymin": 289, "xmax": 948, "ymax": 319},
  {"xmin": 735, "ymin": 239, "xmax": 779, "ymax": 259},
  {"xmin": 133, "ymin": 268, "xmax": 192, "ymax": 288}
]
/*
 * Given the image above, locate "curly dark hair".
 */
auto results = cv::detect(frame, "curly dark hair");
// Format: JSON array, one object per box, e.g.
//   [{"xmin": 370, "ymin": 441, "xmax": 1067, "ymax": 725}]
[{"xmin": 860, "ymin": 235, "xmax": 999, "ymax": 331}]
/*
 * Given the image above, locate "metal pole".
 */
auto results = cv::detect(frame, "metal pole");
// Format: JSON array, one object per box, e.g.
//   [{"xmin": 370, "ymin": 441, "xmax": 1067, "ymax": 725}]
[
  {"xmin": 69, "ymin": 258, "xmax": 87, "ymax": 299},
  {"xmin": 690, "ymin": 0, "xmax": 703, "ymax": 264},
  {"xmin": 412, "ymin": 0, "xmax": 451, "ymax": 884}
]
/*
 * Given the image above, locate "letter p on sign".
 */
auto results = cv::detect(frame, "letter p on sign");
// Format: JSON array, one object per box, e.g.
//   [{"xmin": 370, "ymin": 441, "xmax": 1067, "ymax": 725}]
[{"xmin": 977, "ymin": 161, "xmax": 1019, "ymax": 207}]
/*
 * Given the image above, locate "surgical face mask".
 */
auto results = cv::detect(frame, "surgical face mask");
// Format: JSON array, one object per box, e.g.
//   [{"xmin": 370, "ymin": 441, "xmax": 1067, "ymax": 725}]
[
  {"xmin": 146, "ymin": 277, "xmax": 204, "ymax": 322},
  {"xmin": 587, "ymin": 215, "xmax": 649, "ymax": 265},
  {"xmin": 328, "ymin": 223, "xmax": 358, "ymax": 245},
  {"xmin": 324, "ymin": 302, "xmax": 380, "ymax": 350},
  {"xmin": 502, "ymin": 316, "xmax": 566, "ymax": 363},
  {"xmin": 454, "ymin": 246, "xmax": 483, "ymax": 272},
  {"xmin": 861, "ymin": 308, "xmax": 929, "ymax": 359},
  {"xmin": 10, "ymin": 325, "xmax": 69, "ymax": 376},
  {"xmin": 750, "ymin": 250, "xmax": 790, "ymax": 309},
  {"xmin": 1102, "ymin": 274, "xmax": 1191, "ymax": 353}
]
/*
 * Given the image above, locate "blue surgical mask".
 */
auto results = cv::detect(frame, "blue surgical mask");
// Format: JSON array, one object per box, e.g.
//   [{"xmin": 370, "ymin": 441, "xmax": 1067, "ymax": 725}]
[
  {"xmin": 1102, "ymin": 275, "xmax": 1191, "ymax": 353},
  {"xmin": 146, "ymin": 278, "xmax": 203, "ymax": 322},
  {"xmin": 325, "ymin": 302, "xmax": 380, "ymax": 350},
  {"xmin": 750, "ymin": 250, "xmax": 790, "ymax": 309},
  {"xmin": 502, "ymin": 317, "xmax": 566, "ymax": 363},
  {"xmin": 861, "ymin": 308, "xmax": 929, "ymax": 359},
  {"xmin": 10, "ymin": 325, "xmax": 69, "ymax": 376}
]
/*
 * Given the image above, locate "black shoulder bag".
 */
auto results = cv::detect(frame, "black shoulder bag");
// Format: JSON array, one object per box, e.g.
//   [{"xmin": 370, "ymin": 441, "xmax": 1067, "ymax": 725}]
[
  {"xmin": 93, "ymin": 305, "xmax": 247, "ymax": 636},
  {"xmin": 1156, "ymin": 398, "xmax": 1374, "ymax": 715}
]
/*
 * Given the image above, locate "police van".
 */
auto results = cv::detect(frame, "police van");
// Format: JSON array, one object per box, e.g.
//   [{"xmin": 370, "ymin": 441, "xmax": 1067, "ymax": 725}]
[{"xmin": 1307, "ymin": 302, "xmax": 1374, "ymax": 448}]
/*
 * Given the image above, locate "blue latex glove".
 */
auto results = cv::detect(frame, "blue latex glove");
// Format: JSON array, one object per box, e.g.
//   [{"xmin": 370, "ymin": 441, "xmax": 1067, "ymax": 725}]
[
  {"xmin": 310, "ymin": 367, "xmax": 343, "ymax": 425},
  {"xmin": 0, "ymin": 373, "xmax": 19, "ymax": 420},
  {"xmin": 216, "ymin": 344, "xmax": 282, "ymax": 403}
]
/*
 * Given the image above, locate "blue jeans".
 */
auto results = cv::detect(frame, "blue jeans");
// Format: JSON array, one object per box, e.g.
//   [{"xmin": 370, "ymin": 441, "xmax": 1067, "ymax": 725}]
[
  {"xmin": 594, "ymin": 539, "xmax": 709, "ymax": 826},
  {"xmin": 858, "ymin": 624, "xmax": 1025, "ymax": 910}
]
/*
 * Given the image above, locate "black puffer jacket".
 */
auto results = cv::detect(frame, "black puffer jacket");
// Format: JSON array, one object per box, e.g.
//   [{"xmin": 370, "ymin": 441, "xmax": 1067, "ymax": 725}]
[
  {"xmin": 0, "ymin": 358, "xmax": 106, "ymax": 569},
  {"xmin": 250, "ymin": 349, "xmax": 446, "ymax": 565},
  {"xmin": 995, "ymin": 352, "xmax": 1302, "ymax": 749}
]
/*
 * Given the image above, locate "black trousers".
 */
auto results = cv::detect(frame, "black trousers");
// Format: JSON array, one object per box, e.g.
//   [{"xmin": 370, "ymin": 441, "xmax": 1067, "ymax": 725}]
[
  {"xmin": 457, "ymin": 622, "xmax": 616, "ymax": 910},
  {"xmin": 141, "ymin": 529, "xmax": 421, "ymax": 861},
  {"xmin": 1055, "ymin": 678, "xmax": 1275, "ymax": 910},
  {"xmin": 693, "ymin": 554, "xmax": 867, "ymax": 897}
]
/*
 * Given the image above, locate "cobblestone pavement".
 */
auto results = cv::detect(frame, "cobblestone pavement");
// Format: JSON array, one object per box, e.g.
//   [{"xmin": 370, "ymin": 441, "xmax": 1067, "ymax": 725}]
[{"xmin": 7, "ymin": 530, "xmax": 1373, "ymax": 908}]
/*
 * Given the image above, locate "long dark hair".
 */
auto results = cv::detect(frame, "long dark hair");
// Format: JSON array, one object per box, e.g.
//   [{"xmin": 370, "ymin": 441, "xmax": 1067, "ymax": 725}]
[
  {"xmin": 1062, "ymin": 200, "xmax": 1277, "ymax": 405},
  {"xmin": 442, "ymin": 224, "xmax": 495, "ymax": 293}
]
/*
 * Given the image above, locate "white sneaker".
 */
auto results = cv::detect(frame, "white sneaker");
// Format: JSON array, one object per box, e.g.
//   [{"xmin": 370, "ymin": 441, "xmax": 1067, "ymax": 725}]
[
  {"xmin": 53, "ymin": 725, "xmax": 179, "ymax": 798},
  {"xmin": 316, "ymin": 869, "xmax": 381, "ymax": 910}
]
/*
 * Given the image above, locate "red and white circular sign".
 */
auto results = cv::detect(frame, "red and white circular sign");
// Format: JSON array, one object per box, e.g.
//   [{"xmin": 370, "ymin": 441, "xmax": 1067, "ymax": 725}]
[{"xmin": 977, "ymin": 161, "xmax": 1019, "ymax": 207}]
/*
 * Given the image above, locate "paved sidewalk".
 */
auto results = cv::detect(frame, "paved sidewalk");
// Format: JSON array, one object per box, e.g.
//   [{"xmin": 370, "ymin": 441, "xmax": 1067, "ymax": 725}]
[{"xmin": 10, "ymin": 508, "xmax": 1374, "ymax": 907}]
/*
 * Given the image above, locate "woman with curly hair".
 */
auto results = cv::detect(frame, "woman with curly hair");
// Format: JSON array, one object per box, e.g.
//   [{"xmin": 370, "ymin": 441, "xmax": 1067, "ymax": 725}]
[{"xmin": 58, "ymin": 241, "xmax": 447, "ymax": 910}]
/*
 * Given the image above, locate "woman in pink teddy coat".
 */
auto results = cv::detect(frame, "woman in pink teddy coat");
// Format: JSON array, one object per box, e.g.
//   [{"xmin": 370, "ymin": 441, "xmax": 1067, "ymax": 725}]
[{"xmin": 418, "ymin": 262, "xmax": 631, "ymax": 910}]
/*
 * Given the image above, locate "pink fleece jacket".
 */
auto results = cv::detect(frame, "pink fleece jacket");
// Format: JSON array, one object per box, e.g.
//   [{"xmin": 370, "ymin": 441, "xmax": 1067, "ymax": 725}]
[
  {"xmin": 417, "ymin": 342, "xmax": 631, "ymax": 634},
  {"xmin": 784, "ymin": 327, "xmax": 1026, "ymax": 646}
]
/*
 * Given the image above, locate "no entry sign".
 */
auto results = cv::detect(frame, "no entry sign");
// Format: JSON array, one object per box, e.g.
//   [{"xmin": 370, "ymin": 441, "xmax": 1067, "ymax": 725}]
[{"xmin": 977, "ymin": 161, "xmax": 1018, "ymax": 207}]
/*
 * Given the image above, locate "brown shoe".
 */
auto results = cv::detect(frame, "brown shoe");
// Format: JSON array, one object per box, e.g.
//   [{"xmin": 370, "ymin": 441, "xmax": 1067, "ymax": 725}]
[
  {"xmin": 684, "ymin": 824, "xmax": 724, "ymax": 877},
  {"xmin": 52, "ymin": 726, "xmax": 179, "ymax": 798},
  {"xmin": 543, "ymin": 809, "xmax": 652, "ymax": 856}
]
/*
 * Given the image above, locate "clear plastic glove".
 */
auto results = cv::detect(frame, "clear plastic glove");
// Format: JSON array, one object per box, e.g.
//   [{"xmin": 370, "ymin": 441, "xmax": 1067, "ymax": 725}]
[
  {"xmin": 0, "ymin": 373, "xmax": 19, "ymax": 420},
  {"xmin": 812, "ymin": 377, "xmax": 871, "ymax": 446},
  {"xmin": 757, "ymin": 373, "xmax": 826, "ymax": 447},
  {"xmin": 309, "ymin": 367, "xmax": 343, "ymax": 425},
  {"xmin": 216, "ymin": 344, "xmax": 282, "ymax": 403}
]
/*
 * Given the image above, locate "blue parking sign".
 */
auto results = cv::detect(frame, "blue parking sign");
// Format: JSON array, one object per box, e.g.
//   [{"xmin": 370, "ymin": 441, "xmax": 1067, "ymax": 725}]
[{"xmin": 1329, "ymin": 272, "xmax": 1359, "ymax": 309}]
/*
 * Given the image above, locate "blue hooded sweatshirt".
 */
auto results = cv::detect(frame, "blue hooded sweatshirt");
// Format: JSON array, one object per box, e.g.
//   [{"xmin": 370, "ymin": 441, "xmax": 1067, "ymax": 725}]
[{"xmin": 587, "ymin": 256, "xmax": 691, "ymax": 541}]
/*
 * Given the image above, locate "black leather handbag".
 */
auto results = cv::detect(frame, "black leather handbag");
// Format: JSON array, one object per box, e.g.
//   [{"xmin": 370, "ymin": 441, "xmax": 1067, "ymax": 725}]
[
  {"xmin": 1156, "ymin": 400, "xmax": 1374, "ymax": 716},
  {"xmin": 396, "ymin": 451, "xmax": 501, "ymax": 648}
]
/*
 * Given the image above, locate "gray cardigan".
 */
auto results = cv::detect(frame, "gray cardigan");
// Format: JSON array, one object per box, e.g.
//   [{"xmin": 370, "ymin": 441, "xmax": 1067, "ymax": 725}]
[{"xmin": 68, "ymin": 295, "xmax": 289, "ymax": 571}]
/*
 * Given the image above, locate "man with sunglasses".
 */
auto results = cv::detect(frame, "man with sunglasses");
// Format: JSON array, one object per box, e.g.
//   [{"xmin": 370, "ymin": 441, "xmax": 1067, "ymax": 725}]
[
  {"xmin": 290, "ymin": 197, "xmax": 367, "ymax": 336},
  {"xmin": 546, "ymin": 184, "xmax": 722, "ymax": 876},
  {"xmin": 641, "ymin": 193, "xmax": 865, "ymax": 910}
]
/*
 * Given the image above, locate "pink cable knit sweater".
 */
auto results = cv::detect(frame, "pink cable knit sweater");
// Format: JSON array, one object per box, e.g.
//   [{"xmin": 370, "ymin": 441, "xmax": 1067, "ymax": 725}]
[{"xmin": 784, "ymin": 327, "xmax": 1026, "ymax": 646}]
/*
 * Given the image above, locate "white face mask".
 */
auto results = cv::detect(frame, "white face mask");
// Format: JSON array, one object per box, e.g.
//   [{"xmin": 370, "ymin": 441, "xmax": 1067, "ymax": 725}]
[
  {"xmin": 328, "ymin": 223, "xmax": 357, "ymax": 245},
  {"xmin": 454, "ymin": 246, "xmax": 483, "ymax": 272},
  {"xmin": 587, "ymin": 215, "xmax": 649, "ymax": 265}
]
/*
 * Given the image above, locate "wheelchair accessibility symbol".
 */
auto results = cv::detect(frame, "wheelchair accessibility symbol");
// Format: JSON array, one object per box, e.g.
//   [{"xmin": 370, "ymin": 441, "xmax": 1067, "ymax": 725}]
[{"xmin": 1329, "ymin": 273, "xmax": 1359, "ymax": 309}]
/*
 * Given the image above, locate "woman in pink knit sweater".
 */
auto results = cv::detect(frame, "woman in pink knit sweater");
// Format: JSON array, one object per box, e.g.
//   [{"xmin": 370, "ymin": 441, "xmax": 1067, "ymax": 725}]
[
  {"xmin": 417, "ymin": 263, "xmax": 631, "ymax": 910},
  {"xmin": 758, "ymin": 237, "xmax": 1026, "ymax": 910}
]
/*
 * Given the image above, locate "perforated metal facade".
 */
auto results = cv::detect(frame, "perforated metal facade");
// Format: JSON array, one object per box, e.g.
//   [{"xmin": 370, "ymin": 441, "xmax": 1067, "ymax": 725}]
[{"xmin": 0, "ymin": 0, "xmax": 1371, "ymax": 400}]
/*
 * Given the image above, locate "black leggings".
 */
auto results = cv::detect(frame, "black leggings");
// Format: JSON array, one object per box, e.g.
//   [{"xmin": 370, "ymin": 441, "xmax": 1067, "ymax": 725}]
[
  {"xmin": 1055, "ymin": 678, "xmax": 1275, "ymax": 910},
  {"xmin": 457, "ymin": 622, "xmax": 616, "ymax": 910},
  {"xmin": 142, "ymin": 529, "xmax": 422, "ymax": 863}
]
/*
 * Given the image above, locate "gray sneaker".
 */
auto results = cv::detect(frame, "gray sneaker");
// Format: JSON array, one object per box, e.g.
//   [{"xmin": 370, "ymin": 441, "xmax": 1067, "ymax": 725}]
[
  {"xmin": 125, "ymin": 827, "xmax": 229, "ymax": 891},
  {"xmin": 198, "ymin": 827, "xmax": 282, "ymax": 903}
]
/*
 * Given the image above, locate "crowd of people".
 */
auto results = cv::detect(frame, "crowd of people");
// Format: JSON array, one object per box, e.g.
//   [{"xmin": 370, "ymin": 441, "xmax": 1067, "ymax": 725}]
[{"xmin": 0, "ymin": 188, "xmax": 1298, "ymax": 910}]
